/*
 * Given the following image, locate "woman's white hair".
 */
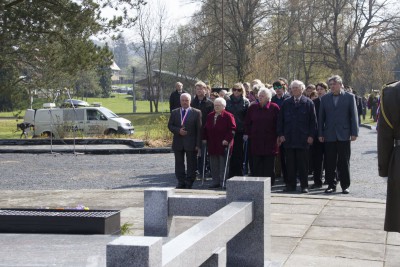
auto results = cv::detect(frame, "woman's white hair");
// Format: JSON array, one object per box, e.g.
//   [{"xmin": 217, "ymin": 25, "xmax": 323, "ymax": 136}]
[
  {"xmin": 214, "ymin": 97, "xmax": 226, "ymax": 107},
  {"xmin": 258, "ymin": 87, "xmax": 272, "ymax": 100}
]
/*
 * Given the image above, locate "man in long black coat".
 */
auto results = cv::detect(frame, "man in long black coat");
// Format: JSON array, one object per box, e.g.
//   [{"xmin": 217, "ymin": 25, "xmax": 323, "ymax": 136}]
[
  {"xmin": 277, "ymin": 80, "xmax": 317, "ymax": 193},
  {"xmin": 378, "ymin": 80, "xmax": 400, "ymax": 233}
]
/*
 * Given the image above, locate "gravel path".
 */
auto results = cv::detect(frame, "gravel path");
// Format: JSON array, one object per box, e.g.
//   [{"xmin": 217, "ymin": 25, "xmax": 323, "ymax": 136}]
[{"xmin": 0, "ymin": 127, "xmax": 386, "ymax": 199}]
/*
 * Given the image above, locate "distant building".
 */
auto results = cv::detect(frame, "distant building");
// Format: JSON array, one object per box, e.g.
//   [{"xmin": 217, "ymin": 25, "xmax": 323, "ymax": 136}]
[{"xmin": 110, "ymin": 61, "xmax": 121, "ymax": 82}]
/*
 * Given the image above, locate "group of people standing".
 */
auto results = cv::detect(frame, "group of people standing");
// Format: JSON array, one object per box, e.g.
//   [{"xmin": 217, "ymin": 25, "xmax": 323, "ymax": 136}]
[{"xmin": 168, "ymin": 75, "xmax": 359, "ymax": 194}]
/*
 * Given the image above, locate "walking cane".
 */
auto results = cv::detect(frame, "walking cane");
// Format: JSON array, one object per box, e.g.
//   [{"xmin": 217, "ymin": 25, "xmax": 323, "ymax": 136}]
[
  {"xmin": 201, "ymin": 142, "xmax": 207, "ymax": 185},
  {"xmin": 222, "ymin": 142, "xmax": 232, "ymax": 189},
  {"xmin": 243, "ymin": 139, "xmax": 248, "ymax": 175}
]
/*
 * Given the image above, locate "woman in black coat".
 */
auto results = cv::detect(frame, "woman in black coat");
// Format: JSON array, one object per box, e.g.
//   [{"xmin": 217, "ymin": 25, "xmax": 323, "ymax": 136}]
[{"xmin": 226, "ymin": 83, "xmax": 250, "ymax": 177}]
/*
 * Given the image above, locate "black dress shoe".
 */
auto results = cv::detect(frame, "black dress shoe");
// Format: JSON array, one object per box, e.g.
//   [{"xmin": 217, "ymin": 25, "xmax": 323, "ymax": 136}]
[
  {"xmin": 208, "ymin": 184, "xmax": 220, "ymax": 189},
  {"xmin": 325, "ymin": 187, "xmax": 336, "ymax": 193},
  {"xmin": 301, "ymin": 188, "xmax": 309, "ymax": 193},
  {"xmin": 186, "ymin": 184, "xmax": 193, "ymax": 189},
  {"xmin": 342, "ymin": 188, "xmax": 350, "ymax": 194},
  {"xmin": 176, "ymin": 184, "xmax": 186, "ymax": 189}
]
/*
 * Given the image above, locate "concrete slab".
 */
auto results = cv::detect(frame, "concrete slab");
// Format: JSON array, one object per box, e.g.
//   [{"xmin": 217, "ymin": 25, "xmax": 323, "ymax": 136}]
[
  {"xmin": 387, "ymin": 232, "xmax": 400, "ymax": 246},
  {"xmin": 319, "ymin": 205, "xmax": 385, "ymax": 218},
  {"xmin": 272, "ymin": 195, "xmax": 330, "ymax": 206},
  {"xmin": 272, "ymin": 204, "xmax": 324, "ymax": 215},
  {"xmin": 314, "ymin": 214, "xmax": 384, "ymax": 230},
  {"xmin": 271, "ymin": 223, "xmax": 310, "ymax": 238},
  {"xmin": 327, "ymin": 199, "xmax": 385, "ymax": 209},
  {"xmin": 385, "ymin": 245, "xmax": 400, "ymax": 267},
  {"xmin": 270, "ymin": 236, "xmax": 300, "ymax": 263},
  {"xmin": 0, "ymin": 234, "xmax": 116, "ymax": 267},
  {"xmin": 120, "ymin": 207, "xmax": 144, "ymax": 236},
  {"xmin": 284, "ymin": 255, "xmax": 383, "ymax": 267},
  {"xmin": 314, "ymin": 206, "xmax": 385, "ymax": 230},
  {"xmin": 271, "ymin": 213, "xmax": 317, "ymax": 226},
  {"xmin": 291, "ymin": 239, "xmax": 385, "ymax": 261},
  {"xmin": 304, "ymin": 226, "xmax": 386, "ymax": 244}
]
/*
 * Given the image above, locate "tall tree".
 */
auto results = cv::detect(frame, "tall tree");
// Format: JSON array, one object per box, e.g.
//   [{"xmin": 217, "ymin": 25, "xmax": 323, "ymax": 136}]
[
  {"xmin": 134, "ymin": 0, "xmax": 171, "ymax": 112},
  {"xmin": 0, "ymin": 0, "xmax": 144, "ymax": 111},
  {"xmin": 194, "ymin": 0, "xmax": 269, "ymax": 83},
  {"xmin": 98, "ymin": 44, "xmax": 113, "ymax": 98},
  {"xmin": 312, "ymin": 0, "xmax": 400, "ymax": 85},
  {"xmin": 113, "ymin": 37, "xmax": 130, "ymax": 70}
]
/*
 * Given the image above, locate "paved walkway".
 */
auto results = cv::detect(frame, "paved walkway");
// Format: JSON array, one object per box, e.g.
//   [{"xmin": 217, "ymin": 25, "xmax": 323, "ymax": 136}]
[{"xmin": 0, "ymin": 189, "xmax": 399, "ymax": 266}]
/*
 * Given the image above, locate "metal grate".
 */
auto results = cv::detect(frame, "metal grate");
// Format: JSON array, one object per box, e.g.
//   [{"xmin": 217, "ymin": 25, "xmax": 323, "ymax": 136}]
[{"xmin": 0, "ymin": 209, "xmax": 119, "ymax": 218}]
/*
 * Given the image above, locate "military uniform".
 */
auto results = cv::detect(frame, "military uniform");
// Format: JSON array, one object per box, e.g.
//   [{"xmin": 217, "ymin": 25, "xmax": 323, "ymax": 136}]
[{"xmin": 377, "ymin": 80, "xmax": 400, "ymax": 232}]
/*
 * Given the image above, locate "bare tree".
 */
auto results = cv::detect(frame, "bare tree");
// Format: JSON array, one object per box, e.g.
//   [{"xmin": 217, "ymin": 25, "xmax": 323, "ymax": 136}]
[
  {"xmin": 312, "ymin": 0, "xmax": 400, "ymax": 85},
  {"xmin": 135, "ymin": 1, "xmax": 171, "ymax": 112}
]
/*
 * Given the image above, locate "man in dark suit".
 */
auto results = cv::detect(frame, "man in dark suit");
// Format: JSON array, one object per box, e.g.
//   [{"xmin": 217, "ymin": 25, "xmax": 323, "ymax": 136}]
[
  {"xmin": 169, "ymin": 82, "xmax": 187, "ymax": 113},
  {"xmin": 378, "ymin": 80, "xmax": 400, "ymax": 233},
  {"xmin": 318, "ymin": 75, "xmax": 359, "ymax": 194},
  {"xmin": 311, "ymin": 82, "xmax": 328, "ymax": 188},
  {"xmin": 277, "ymin": 80, "xmax": 317, "ymax": 193},
  {"xmin": 168, "ymin": 93, "xmax": 202, "ymax": 189}
]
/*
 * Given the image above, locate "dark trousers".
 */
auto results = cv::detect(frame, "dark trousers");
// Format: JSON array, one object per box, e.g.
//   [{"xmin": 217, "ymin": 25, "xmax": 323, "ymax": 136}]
[
  {"xmin": 285, "ymin": 148, "xmax": 309, "ymax": 189},
  {"xmin": 229, "ymin": 133, "xmax": 244, "ymax": 177},
  {"xmin": 324, "ymin": 141, "xmax": 351, "ymax": 190},
  {"xmin": 174, "ymin": 150, "xmax": 197, "ymax": 187},
  {"xmin": 308, "ymin": 144, "xmax": 314, "ymax": 175},
  {"xmin": 312, "ymin": 140, "xmax": 324, "ymax": 186},
  {"xmin": 252, "ymin": 155, "xmax": 276, "ymax": 185}
]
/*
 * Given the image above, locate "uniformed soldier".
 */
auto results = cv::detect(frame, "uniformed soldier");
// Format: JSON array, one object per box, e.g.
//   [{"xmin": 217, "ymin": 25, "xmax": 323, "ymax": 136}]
[{"xmin": 377, "ymin": 80, "xmax": 400, "ymax": 233}]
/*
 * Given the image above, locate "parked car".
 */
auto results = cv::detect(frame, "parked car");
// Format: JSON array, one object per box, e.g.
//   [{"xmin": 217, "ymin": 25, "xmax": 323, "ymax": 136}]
[{"xmin": 23, "ymin": 102, "xmax": 134, "ymax": 138}]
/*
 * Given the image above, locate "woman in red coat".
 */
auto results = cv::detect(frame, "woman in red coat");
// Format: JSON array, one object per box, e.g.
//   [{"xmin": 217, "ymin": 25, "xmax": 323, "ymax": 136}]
[
  {"xmin": 244, "ymin": 87, "xmax": 280, "ymax": 185},
  {"xmin": 203, "ymin": 97, "xmax": 237, "ymax": 188}
]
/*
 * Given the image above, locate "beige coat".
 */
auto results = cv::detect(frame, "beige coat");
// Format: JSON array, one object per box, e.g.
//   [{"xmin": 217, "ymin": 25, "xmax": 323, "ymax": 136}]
[{"xmin": 377, "ymin": 80, "xmax": 400, "ymax": 232}]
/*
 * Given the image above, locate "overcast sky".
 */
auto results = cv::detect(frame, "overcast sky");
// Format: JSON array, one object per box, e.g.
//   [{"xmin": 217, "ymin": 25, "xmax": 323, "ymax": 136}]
[{"xmin": 167, "ymin": 0, "xmax": 199, "ymax": 25}]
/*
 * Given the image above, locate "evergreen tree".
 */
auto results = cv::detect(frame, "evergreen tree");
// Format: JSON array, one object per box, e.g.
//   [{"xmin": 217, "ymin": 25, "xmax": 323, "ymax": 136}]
[
  {"xmin": 0, "ymin": 0, "xmax": 144, "ymax": 111},
  {"xmin": 113, "ymin": 37, "xmax": 130, "ymax": 70}
]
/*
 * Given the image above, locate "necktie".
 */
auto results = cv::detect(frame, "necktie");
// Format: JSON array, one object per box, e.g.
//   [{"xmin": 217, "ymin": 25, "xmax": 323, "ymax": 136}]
[{"xmin": 182, "ymin": 109, "xmax": 186, "ymax": 117}]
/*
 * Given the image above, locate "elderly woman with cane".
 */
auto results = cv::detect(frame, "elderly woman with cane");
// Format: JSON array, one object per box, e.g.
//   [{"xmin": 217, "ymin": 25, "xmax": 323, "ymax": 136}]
[
  {"xmin": 244, "ymin": 87, "xmax": 280, "ymax": 185},
  {"xmin": 203, "ymin": 97, "xmax": 236, "ymax": 189}
]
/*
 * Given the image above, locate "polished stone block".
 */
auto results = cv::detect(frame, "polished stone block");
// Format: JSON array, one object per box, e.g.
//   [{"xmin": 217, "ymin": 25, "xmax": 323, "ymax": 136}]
[
  {"xmin": 162, "ymin": 201, "xmax": 253, "ymax": 267},
  {"xmin": 200, "ymin": 247, "xmax": 226, "ymax": 267},
  {"xmin": 106, "ymin": 236, "xmax": 162, "ymax": 267},
  {"xmin": 169, "ymin": 195, "xmax": 226, "ymax": 216},
  {"xmin": 144, "ymin": 188, "xmax": 174, "ymax": 237},
  {"xmin": 226, "ymin": 176, "xmax": 271, "ymax": 266}
]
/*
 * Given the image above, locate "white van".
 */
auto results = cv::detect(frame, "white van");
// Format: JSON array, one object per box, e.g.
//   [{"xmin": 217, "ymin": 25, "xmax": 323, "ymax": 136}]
[{"xmin": 24, "ymin": 104, "xmax": 134, "ymax": 138}]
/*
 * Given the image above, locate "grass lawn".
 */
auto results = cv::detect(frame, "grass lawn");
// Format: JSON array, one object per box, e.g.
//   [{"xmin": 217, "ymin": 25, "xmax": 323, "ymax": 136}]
[{"xmin": 80, "ymin": 95, "xmax": 170, "ymax": 113}]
